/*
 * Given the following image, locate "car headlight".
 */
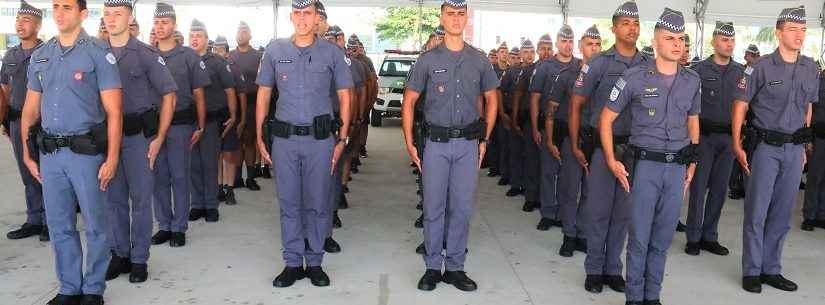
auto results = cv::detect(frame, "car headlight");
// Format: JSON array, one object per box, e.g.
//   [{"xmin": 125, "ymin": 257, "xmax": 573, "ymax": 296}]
[{"xmin": 379, "ymin": 87, "xmax": 390, "ymax": 95}]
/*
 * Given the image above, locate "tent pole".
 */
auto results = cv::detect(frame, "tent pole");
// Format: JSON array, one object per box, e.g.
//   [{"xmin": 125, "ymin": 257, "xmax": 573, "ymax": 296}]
[
  {"xmin": 273, "ymin": 0, "xmax": 279, "ymax": 39},
  {"xmin": 693, "ymin": 0, "xmax": 709, "ymax": 59}
]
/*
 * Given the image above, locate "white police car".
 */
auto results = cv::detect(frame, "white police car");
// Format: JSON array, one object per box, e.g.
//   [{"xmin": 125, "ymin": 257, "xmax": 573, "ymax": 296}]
[{"xmin": 371, "ymin": 53, "xmax": 416, "ymax": 127}]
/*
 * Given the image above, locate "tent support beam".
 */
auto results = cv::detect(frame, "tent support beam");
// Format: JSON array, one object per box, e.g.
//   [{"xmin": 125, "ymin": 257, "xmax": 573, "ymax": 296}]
[
  {"xmin": 693, "ymin": 0, "xmax": 709, "ymax": 59},
  {"xmin": 273, "ymin": 0, "xmax": 279, "ymax": 38},
  {"xmin": 559, "ymin": 0, "xmax": 570, "ymax": 24}
]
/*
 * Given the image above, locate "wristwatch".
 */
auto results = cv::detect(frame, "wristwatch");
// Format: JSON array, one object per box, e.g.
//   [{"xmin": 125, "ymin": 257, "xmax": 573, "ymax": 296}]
[
  {"xmin": 479, "ymin": 138, "xmax": 489, "ymax": 144},
  {"xmin": 338, "ymin": 136, "xmax": 350, "ymax": 145}
]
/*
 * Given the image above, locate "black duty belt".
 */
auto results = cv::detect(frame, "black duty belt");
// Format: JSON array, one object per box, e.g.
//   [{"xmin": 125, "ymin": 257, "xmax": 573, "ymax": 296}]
[
  {"xmin": 631, "ymin": 144, "xmax": 697, "ymax": 165},
  {"xmin": 7, "ymin": 108, "xmax": 22, "ymax": 122},
  {"xmin": 424, "ymin": 120, "xmax": 484, "ymax": 143},
  {"xmin": 754, "ymin": 127, "xmax": 811, "ymax": 146},
  {"xmin": 269, "ymin": 114, "xmax": 335, "ymax": 140},
  {"xmin": 206, "ymin": 108, "xmax": 229, "ymax": 123},
  {"xmin": 700, "ymin": 119, "xmax": 732, "ymax": 135},
  {"xmin": 172, "ymin": 106, "xmax": 196, "ymax": 125}
]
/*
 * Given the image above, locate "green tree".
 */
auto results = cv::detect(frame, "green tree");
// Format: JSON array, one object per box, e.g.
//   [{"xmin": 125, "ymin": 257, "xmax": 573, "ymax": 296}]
[{"xmin": 375, "ymin": 7, "xmax": 440, "ymax": 48}]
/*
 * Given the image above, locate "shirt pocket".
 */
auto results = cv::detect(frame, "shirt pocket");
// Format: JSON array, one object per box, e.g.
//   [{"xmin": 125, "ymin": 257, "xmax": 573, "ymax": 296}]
[
  {"xmin": 29, "ymin": 61, "xmax": 50, "ymax": 90},
  {"xmin": 274, "ymin": 61, "xmax": 296, "ymax": 89},
  {"xmin": 637, "ymin": 95, "xmax": 665, "ymax": 126},
  {"xmin": 3, "ymin": 62, "xmax": 20, "ymax": 83},
  {"xmin": 307, "ymin": 60, "xmax": 331, "ymax": 91},
  {"xmin": 67, "ymin": 59, "xmax": 97, "ymax": 102},
  {"xmin": 127, "ymin": 68, "xmax": 150, "ymax": 101},
  {"xmin": 701, "ymin": 79, "xmax": 720, "ymax": 103},
  {"xmin": 428, "ymin": 70, "xmax": 450, "ymax": 98}
]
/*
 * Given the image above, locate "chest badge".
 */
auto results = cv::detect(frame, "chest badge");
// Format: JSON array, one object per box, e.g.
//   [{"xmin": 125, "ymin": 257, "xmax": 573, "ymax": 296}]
[
  {"xmin": 74, "ymin": 71, "xmax": 83, "ymax": 81},
  {"xmin": 437, "ymin": 84, "xmax": 446, "ymax": 93},
  {"xmin": 709, "ymin": 90, "xmax": 715, "ymax": 97},
  {"xmin": 737, "ymin": 77, "xmax": 747, "ymax": 89},
  {"xmin": 648, "ymin": 108, "xmax": 656, "ymax": 117},
  {"xmin": 280, "ymin": 73, "xmax": 288, "ymax": 81}
]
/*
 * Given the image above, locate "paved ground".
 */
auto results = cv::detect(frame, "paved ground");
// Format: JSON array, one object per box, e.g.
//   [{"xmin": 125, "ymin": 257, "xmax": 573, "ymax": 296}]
[{"xmin": 1, "ymin": 119, "xmax": 824, "ymax": 305}]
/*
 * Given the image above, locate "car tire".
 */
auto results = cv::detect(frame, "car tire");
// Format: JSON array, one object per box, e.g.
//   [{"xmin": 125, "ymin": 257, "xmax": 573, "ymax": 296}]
[{"xmin": 370, "ymin": 109, "xmax": 383, "ymax": 127}]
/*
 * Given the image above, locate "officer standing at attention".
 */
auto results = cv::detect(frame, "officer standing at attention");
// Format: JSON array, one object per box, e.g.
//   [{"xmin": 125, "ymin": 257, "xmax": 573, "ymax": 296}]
[
  {"xmin": 728, "ymin": 44, "xmax": 761, "ymax": 200},
  {"xmin": 674, "ymin": 32, "xmax": 693, "ymax": 233},
  {"xmin": 230, "ymin": 21, "xmax": 264, "ymax": 190},
  {"xmin": 547, "ymin": 24, "xmax": 603, "ymax": 256},
  {"xmin": 255, "ymin": 0, "xmax": 354, "ymax": 288},
  {"xmin": 494, "ymin": 42, "xmax": 515, "ymax": 187},
  {"xmin": 20, "ymin": 0, "xmax": 123, "ymax": 303},
  {"xmin": 188, "ymin": 19, "xmax": 238, "ymax": 223},
  {"xmin": 213, "ymin": 35, "xmax": 247, "ymax": 206},
  {"xmin": 684, "ymin": 21, "xmax": 743, "ymax": 256},
  {"xmin": 603, "ymin": 9, "xmax": 700, "ymax": 305},
  {"xmin": 1, "ymin": 0, "xmax": 48, "ymax": 242},
  {"xmin": 101, "ymin": 0, "xmax": 178, "ymax": 284},
  {"xmin": 150, "ymin": 2, "xmax": 210, "ymax": 248},
  {"xmin": 529, "ymin": 26, "xmax": 581, "ymax": 227},
  {"xmin": 505, "ymin": 46, "xmax": 526, "ymax": 197},
  {"xmin": 512, "ymin": 39, "xmax": 541, "ymax": 212},
  {"xmin": 402, "ymin": 0, "xmax": 499, "ymax": 292},
  {"xmin": 569, "ymin": 0, "xmax": 649, "ymax": 294},
  {"xmin": 803, "ymin": 62, "xmax": 825, "ymax": 231},
  {"xmin": 735, "ymin": 6, "xmax": 818, "ymax": 294}
]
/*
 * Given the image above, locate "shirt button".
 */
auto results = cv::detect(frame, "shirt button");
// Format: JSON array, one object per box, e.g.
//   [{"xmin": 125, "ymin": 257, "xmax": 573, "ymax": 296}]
[{"xmin": 457, "ymin": 80, "xmax": 460, "ymax": 83}]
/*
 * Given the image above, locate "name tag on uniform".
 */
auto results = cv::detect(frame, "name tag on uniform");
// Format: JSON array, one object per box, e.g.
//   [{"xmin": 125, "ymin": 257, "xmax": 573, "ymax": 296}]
[
  {"xmin": 643, "ymin": 87, "xmax": 659, "ymax": 98},
  {"xmin": 768, "ymin": 80, "xmax": 783, "ymax": 86},
  {"xmin": 643, "ymin": 93, "xmax": 660, "ymax": 98},
  {"xmin": 433, "ymin": 69, "xmax": 447, "ymax": 74},
  {"xmin": 278, "ymin": 60, "xmax": 293, "ymax": 63},
  {"xmin": 705, "ymin": 77, "xmax": 718, "ymax": 81},
  {"xmin": 5, "ymin": 63, "xmax": 17, "ymax": 67},
  {"xmin": 35, "ymin": 58, "xmax": 48, "ymax": 63},
  {"xmin": 608, "ymin": 73, "xmax": 623, "ymax": 77}
]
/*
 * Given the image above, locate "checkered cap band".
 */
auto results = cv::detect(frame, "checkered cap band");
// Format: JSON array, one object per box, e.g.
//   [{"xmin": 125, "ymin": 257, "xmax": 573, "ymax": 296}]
[
  {"xmin": 104, "ymin": 0, "xmax": 133, "ymax": 8},
  {"xmin": 613, "ymin": 1, "xmax": 639, "ymax": 18},
  {"xmin": 778, "ymin": 6, "xmax": 806, "ymax": 23},
  {"xmin": 293, "ymin": 0, "xmax": 317, "ymax": 9},
  {"xmin": 19, "ymin": 0, "xmax": 43, "ymax": 18},
  {"xmin": 713, "ymin": 21, "xmax": 735, "ymax": 37},
  {"xmin": 443, "ymin": 0, "xmax": 467, "ymax": 8}
]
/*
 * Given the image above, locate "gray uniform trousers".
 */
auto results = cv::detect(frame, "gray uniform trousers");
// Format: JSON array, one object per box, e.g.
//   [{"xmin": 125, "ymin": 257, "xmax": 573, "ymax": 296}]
[
  {"xmin": 106, "ymin": 134, "xmax": 154, "ymax": 264},
  {"xmin": 558, "ymin": 138, "xmax": 587, "ymax": 237},
  {"xmin": 422, "ymin": 138, "xmax": 478, "ymax": 271},
  {"xmin": 803, "ymin": 137, "xmax": 825, "ymax": 220},
  {"xmin": 496, "ymin": 125, "xmax": 511, "ymax": 180},
  {"xmin": 539, "ymin": 129, "xmax": 560, "ymax": 218},
  {"xmin": 153, "ymin": 124, "xmax": 194, "ymax": 233},
  {"xmin": 625, "ymin": 160, "xmax": 686, "ymax": 302},
  {"xmin": 742, "ymin": 143, "xmax": 804, "ymax": 277},
  {"xmin": 686, "ymin": 133, "xmax": 735, "ymax": 243},
  {"xmin": 191, "ymin": 121, "xmax": 221, "ymax": 210},
  {"xmin": 271, "ymin": 135, "xmax": 334, "ymax": 268},
  {"xmin": 326, "ymin": 152, "xmax": 344, "ymax": 238},
  {"xmin": 583, "ymin": 148, "xmax": 630, "ymax": 276},
  {"xmin": 42, "ymin": 149, "xmax": 109, "ymax": 295},
  {"xmin": 9, "ymin": 120, "xmax": 45, "ymax": 225},
  {"xmin": 523, "ymin": 122, "xmax": 541, "ymax": 202},
  {"xmin": 508, "ymin": 128, "xmax": 525, "ymax": 189}
]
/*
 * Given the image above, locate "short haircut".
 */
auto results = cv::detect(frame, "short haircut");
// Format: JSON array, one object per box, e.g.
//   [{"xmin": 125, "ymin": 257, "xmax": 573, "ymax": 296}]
[{"xmin": 78, "ymin": 0, "xmax": 87, "ymax": 11}]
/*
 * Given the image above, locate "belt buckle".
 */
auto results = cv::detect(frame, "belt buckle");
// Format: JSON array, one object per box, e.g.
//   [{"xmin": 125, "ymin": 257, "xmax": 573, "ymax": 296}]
[
  {"xmin": 295, "ymin": 127, "xmax": 309, "ymax": 136},
  {"xmin": 55, "ymin": 137, "xmax": 69, "ymax": 147},
  {"xmin": 449, "ymin": 129, "xmax": 462, "ymax": 138},
  {"xmin": 665, "ymin": 154, "xmax": 675, "ymax": 163}
]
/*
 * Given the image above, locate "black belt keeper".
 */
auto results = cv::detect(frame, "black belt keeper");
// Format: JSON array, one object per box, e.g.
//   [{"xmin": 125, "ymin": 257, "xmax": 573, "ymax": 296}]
[
  {"xmin": 7, "ymin": 108, "xmax": 22, "ymax": 122},
  {"xmin": 630, "ymin": 145, "xmax": 693, "ymax": 165},
  {"xmin": 812, "ymin": 123, "xmax": 825, "ymax": 139},
  {"xmin": 424, "ymin": 120, "xmax": 484, "ymax": 143},
  {"xmin": 171, "ymin": 106, "xmax": 196, "ymax": 125},
  {"xmin": 700, "ymin": 119, "xmax": 732, "ymax": 135},
  {"xmin": 754, "ymin": 127, "xmax": 811, "ymax": 146}
]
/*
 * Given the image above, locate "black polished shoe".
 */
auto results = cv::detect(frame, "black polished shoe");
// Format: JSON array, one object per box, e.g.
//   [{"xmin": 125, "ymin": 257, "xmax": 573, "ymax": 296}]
[
  {"xmin": 188, "ymin": 209, "xmax": 206, "ymax": 221},
  {"xmin": 150, "ymin": 230, "xmax": 171, "ymax": 245},
  {"xmin": 643, "ymin": 300, "xmax": 662, "ymax": 305},
  {"xmin": 415, "ymin": 242, "xmax": 426, "ymax": 254},
  {"xmin": 40, "ymin": 225, "xmax": 50, "ymax": 242},
  {"xmin": 684, "ymin": 242, "xmax": 701, "ymax": 256},
  {"xmin": 360, "ymin": 148, "xmax": 368, "ymax": 159},
  {"xmin": 343, "ymin": 186, "xmax": 350, "ymax": 194},
  {"xmin": 497, "ymin": 177, "xmax": 509, "ymax": 186},
  {"xmin": 505, "ymin": 187, "xmax": 524, "ymax": 197},
  {"xmin": 324, "ymin": 237, "xmax": 341, "ymax": 253},
  {"xmin": 245, "ymin": 178, "xmax": 261, "ymax": 191},
  {"xmin": 332, "ymin": 212, "xmax": 342, "ymax": 229},
  {"xmin": 761, "ymin": 274, "xmax": 797, "ymax": 292},
  {"xmin": 224, "ymin": 187, "xmax": 237, "ymax": 206},
  {"xmin": 105, "ymin": 255, "xmax": 131, "ymax": 281},
  {"xmin": 801, "ymin": 219, "xmax": 816, "ymax": 231},
  {"xmin": 522, "ymin": 201, "xmax": 538, "ymax": 212},
  {"xmin": 169, "ymin": 232, "xmax": 186, "ymax": 247},
  {"xmin": 486, "ymin": 169, "xmax": 500, "ymax": 177},
  {"xmin": 6, "ymin": 223, "xmax": 43, "ymax": 240},
  {"xmin": 414, "ymin": 215, "xmax": 423, "ymax": 228},
  {"xmin": 536, "ymin": 218, "xmax": 553, "ymax": 231},
  {"xmin": 729, "ymin": 188, "xmax": 745, "ymax": 200},
  {"xmin": 559, "ymin": 236, "xmax": 576, "ymax": 257},
  {"xmin": 412, "ymin": 168, "xmax": 420, "ymax": 175},
  {"xmin": 338, "ymin": 192, "xmax": 349, "ymax": 209},
  {"xmin": 585, "ymin": 274, "xmax": 604, "ymax": 293},
  {"xmin": 575, "ymin": 237, "xmax": 587, "ymax": 253},
  {"xmin": 260, "ymin": 165, "xmax": 272, "ymax": 179},
  {"xmin": 700, "ymin": 240, "xmax": 729, "ymax": 256},
  {"xmin": 47, "ymin": 294, "xmax": 82, "ymax": 305},
  {"xmin": 443, "ymin": 271, "xmax": 477, "ymax": 292},
  {"xmin": 550, "ymin": 218, "xmax": 563, "ymax": 228},
  {"xmin": 306, "ymin": 266, "xmax": 330, "ymax": 287},
  {"xmin": 816, "ymin": 219, "xmax": 825, "ymax": 229},
  {"xmin": 129, "ymin": 263, "xmax": 148, "ymax": 283},
  {"xmin": 217, "ymin": 186, "xmax": 227, "ymax": 202},
  {"xmin": 351, "ymin": 166, "xmax": 360, "ymax": 174},
  {"xmin": 625, "ymin": 302, "xmax": 643, "ymax": 305},
  {"xmin": 742, "ymin": 276, "xmax": 762, "ymax": 293},
  {"xmin": 676, "ymin": 221, "xmax": 686, "ymax": 232},
  {"xmin": 79, "ymin": 294, "xmax": 104, "ymax": 305},
  {"xmin": 205, "ymin": 209, "xmax": 219, "ymax": 223},
  {"xmin": 272, "ymin": 267, "xmax": 305, "ymax": 288},
  {"xmin": 605, "ymin": 275, "xmax": 626, "ymax": 293},
  {"xmin": 417, "ymin": 269, "xmax": 442, "ymax": 291}
]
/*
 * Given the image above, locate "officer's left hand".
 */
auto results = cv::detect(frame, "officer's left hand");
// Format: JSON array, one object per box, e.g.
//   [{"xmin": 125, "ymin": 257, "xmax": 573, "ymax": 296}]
[
  {"xmin": 98, "ymin": 160, "xmax": 118, "ymax": 191},
  {"xmin": 190, "ymin": 128, "xmax": 204, "ymax": 149},
  {"xmin": 532, "ymin": 129, "xmax": 542, "ymax": 145},
  {"xmin": 478, "ymin": 142, "xmax": 487, "ymax": 169},
  {"xmin": 147, "ymin": 138, "xmax": 163, "ymax": 170},
  {"xmin": 236, "ymin": 121, "xmax": 246, "ymax": 138},
  {"xmin": 221, "ymin": 118, "xmax": 236, "ymax": 139},
  {"xmin": 608, "ymin": 160, "xmax": 630, "ymax": 193},
  {"xmin": 331, "ymin": 141, "xmax": 346, "ymax": 175},
  {"xmin": 547, "ymin": 143, "xmax": 561, "ymax": 161},
  {"xmin": 684, "ymin": 163, "xmax": 697, "ymax": 197}
]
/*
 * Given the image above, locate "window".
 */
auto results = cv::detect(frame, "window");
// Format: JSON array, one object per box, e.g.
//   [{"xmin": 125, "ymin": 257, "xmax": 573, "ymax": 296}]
[{"xmin": 379, "ymin": 60, "xmax": 415, "ymax": 77}]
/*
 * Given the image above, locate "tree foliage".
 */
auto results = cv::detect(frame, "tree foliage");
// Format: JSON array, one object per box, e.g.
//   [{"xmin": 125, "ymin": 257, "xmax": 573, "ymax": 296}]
[{"xmin": 375, "ymin": 7, "xmax": 440, "ymax": 47}]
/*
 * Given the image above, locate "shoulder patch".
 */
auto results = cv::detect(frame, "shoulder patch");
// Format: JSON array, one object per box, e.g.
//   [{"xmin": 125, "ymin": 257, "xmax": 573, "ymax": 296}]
[
  {"xmin": 609, "ymin": 87, "xmax": 621, "ymax": 102},
  {"xmin": 744, "ymin": 66, "xmax": 753, "ymax": 76},
  {"xmin": 345, "ymin": 57, "xmax": 351, "ymax": 66},
  {"xmin": 615, "ymin": 77, "xmax": 626, "ymax": 90},
  {"xmin": 106, "ymin": 53, "xmax": 116, "ymax": 64}
]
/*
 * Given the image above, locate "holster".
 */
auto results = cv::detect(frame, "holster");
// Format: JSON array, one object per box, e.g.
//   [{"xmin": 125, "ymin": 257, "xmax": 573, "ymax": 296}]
[
  {"xmin": 27, "ymin": 122, "xmax": 41, "ymax": 162},
  {"xmin": 581, "ymin": 127, "xmax": 595, "ymax": 163},
  {"xmin": 123, "ymin": 109, "xmax": 159, "ymax": 138}
]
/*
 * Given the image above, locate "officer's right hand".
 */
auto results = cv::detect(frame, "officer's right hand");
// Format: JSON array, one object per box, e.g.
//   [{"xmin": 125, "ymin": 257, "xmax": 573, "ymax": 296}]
[
  {"xmin": 548, "ymin": 143, "xmax": 561, "ymax": 161},
  {"xmin": 500, "ymin": 116, "xmax": 512, "ymax": 130},
  {"xmin": 608, "ymin": 160, "xmax": 630, "ymax": 193},
  {"xmin": 733, "ymin": 147, "xmax": 750, "ymax": 176},
  {"xmin": 98, "ymin": 159, "xmax": 117, "ymax": 191},
  {"xmin": 532, "ymin": 129, "xmax": 542, "ymax": 145},
  {"xmin": 23, "ymin": 156, "xmax": 41, "ymax": 183},
  {"xmin": 257, "ymin": 136, "xmax": 272, "ymax": 165},
  {"xmin": 406, "ymin": 145, "xmax": 422, "ymax": 173},
  {"xmin": 572, "ymin": 148, "xmax": 589, "ymax": 174},
  {"xmin": 147, "ymin": 138, "xmax": 163, "ymax": 170},
  {"xmin": 190, "ymin": 128, "xmax": 204, "ymax": 149},
  {"xmin": 236, "ymin": 121, "xmax": 245, "ymax": 138}
]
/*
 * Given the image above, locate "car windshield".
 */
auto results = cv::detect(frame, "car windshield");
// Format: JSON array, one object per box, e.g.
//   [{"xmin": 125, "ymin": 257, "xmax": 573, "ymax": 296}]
[{"xmin": 379, "ymin": 59, "xmax": 414, "ymax": 77}]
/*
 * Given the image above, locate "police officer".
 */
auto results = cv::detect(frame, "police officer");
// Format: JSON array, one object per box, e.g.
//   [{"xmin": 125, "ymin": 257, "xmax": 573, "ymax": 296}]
[
  {"xmin": 735, "ymin": 6, "xmax": 818, "ymax": 293},
  {"xmin": 352, "ymin": 35, "xmax": 378, "ymax": 162},
  {"xmin": 21, "ymin": 0, "xmax": 123, "ymax": 303},
  {"xmin": 680, "ymin": 34, "xmax": 691, "ymax": 66},
  {"xmin": 529, "ymin": 26, "xmax": 581, "ymax": 228},
  {"xmin": 684, "ymin": 21, "xmax": 743, "ymax": 256},
  {"xmin": 505, "ymin": 46, "xmax": 526, "ymax": 197},
  {"xmin": 803, "ymin": 68, "xmax": 825, "ymax": 231},
  {"xmin": 213, "ymin": 35, "xmax": 247, "ymax": 206},
  {"xmin": 603, "ymin": 9, "xmax": 700, "ymax": 305},
  {"xmin": 101, "ymin": 0, "xmax": 177, "ymax": 284},
  {"xmin": 256, "ymin": 0, "xmax": 354, "ymax": 288},
  {"xmin": 512, "ymin": 40, "xmax": 541, "ymax": 212},
  {"xmin": 497, "ymin": 42, "xmax": 509, "ymax": 71},
  {"xmin": 188, "ymin": 19, "xmax": 238, "ymax": 223},
  {"xmin": 230, "ymin": 21, "xmax": 264, "ymax": 190},
  {"xmin": 150, "ymin": 2, "xmax": 210, "ymax": 248},
  {"xmin": 641, "ymin": 46, "xmax": 654, "ymax": 58},
  {"xmin": 339, "ymin": 34, "xmax": 368, "ymax": 205},
  {"xmin": 570, "ymin": 0, "xmax": 650, "ymax": 294},
  {"xmin": 402, "ymin": 0, "xmax": 499, "ymax": 291},
  {"xmin": 729, "ymin": 44, "xmax": 761, "ymax": 200},
  {"xmin": 2, "ymin": 0, "xmax": 48, "ymax": 242},
  {"xmin": 128, "ymin": 15, "xmax": 139, "ymax": 38},
  {"xmin": 494, "ymin": 42, "xmax": 513, "ymax": 187},
  {"xmin": 547, "ymin": 24, "xmax": 602, "ymax": 256}
]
